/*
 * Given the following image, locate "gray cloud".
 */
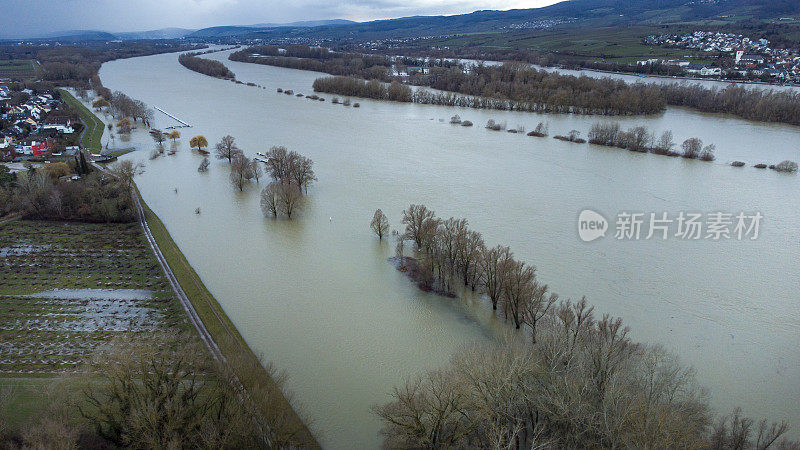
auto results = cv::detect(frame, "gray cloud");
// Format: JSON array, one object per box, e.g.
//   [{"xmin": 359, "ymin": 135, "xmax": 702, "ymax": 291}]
[{"xmin": 0, "ymin": 0, "xmax": 558, "ymax": 38}]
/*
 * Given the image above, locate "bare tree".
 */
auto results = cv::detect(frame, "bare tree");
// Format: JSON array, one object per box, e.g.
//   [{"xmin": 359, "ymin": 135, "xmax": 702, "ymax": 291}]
[
  {"xmin": 264, "ymin": 146, "xmax": 291, "ymax": 182},
  {"xmin": 250, "ymin": 159, "xmax": 263, "ymax": 183},
  {"xmin": 215, "ymin": 135, "xmax": 239, "ymax": 163},
  {"xmin": 500, "ymin": 258, "xmax": 536, "ymax": 328},
  {"xmin": 109, "ymin": 160, "xmax": 144, "ymax": 192},
  {"xmin": 522, "ymin": 282, "xmax": 557, "ymax": 343},
  {"xmin": 290, "ymin": 154, "xmax": 316, "ymax": 193},
  {"xmin": 480, "ymin": 245, "xmax": 512, "ymax": 310},
  {"xmin": 261, "ymin": 181, "xmax": 303, "ymax": 219},
  {"xmin": 229, "ymin": 151, "xmax": 252, "ymax": 191},
  {"xmin": 151, "ymin": 129, "xmax": 166, "ymax": 146},
  {"xmin": 681, "ymin": 137, "xmax": 703, "ymax": 159},
  {"xmin": 371, "ymin": 209, "xmax": 390, "ymax": 240},
  {"xmin": 401, "ymin": 204, "xmax": 439, "ymax": 250},
  {"xmin": 653, "ymin": 130, "xmax": 676, "ymax": 155},
  {"xmin": 260, "ymin": 183, "xmax": 279, "ymax": 217}
]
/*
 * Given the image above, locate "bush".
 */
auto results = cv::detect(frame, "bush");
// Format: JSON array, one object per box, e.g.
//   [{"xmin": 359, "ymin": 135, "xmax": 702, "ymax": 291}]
[
  {"xmin": 754, "ymin": 163, "xmax": 768, "ymax": 169},
  {"xmin": 699, "ymin": 144, "xmax": 716, "ymax": 162},
  {"xmin": 771, "ymin": 160, "xmax": 798, "ymax": 172},
  {"xmin": 485, "ymin": 119, "xmax": 505, "ymax": 131},
  {"xmin": 461, "ymin": 120, "xmax": 473, "ymax": 127},
  {"xmin": 731, "ymin": 161, "xmax": 745, "ymax": 167}
]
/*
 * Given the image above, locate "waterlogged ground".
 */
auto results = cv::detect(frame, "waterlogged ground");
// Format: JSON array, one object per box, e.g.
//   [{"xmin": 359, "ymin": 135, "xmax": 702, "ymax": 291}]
[{"xmin": 0, "ymin": 220, "xmax": 194, "ymax": 373}]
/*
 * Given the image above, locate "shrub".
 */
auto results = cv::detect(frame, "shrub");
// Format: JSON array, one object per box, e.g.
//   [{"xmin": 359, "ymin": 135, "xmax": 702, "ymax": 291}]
[
  {"xmin": 485, "ymin": 119, "xmax": 504, "ymax": 131},
  {"xmin": 277, "ymin": 88, "xmax": 283, "ymax": 93},
  {"xmin": 771, "ymin": 160, "xmax": 798, "ymax": 172},
  {"xmin": 450, "ymin": 114, "xmax": 462, "ymax": 124},
  {"xmin": 731, "ymin": 161, "xmax": 745, "ymax": 167},
  {"xmin": 754, "ymin": 163, "xmax": 768, "ymax": 169},
  {"xmin": 699, "ymin": 144, "xmax": 716, "ymax": 162},
  {"xmin": 461, "ymin": 120, "xmax": 473, "ymax": 127}
]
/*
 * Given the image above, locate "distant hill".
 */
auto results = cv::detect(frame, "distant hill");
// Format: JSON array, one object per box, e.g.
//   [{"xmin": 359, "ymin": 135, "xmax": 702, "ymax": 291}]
[
  {"xmin": 188, "ymin": 19, "xmax": 356, "ymax": 38},
  {"xmin": 114, "ymin": 28, "xmax": 195, "ymax": 40},
  {"xmin": 35, "ymin": 30, "xmax": 118, "ymax": 41},
  {"xmin": 196, "ymin": 0, "xmax": 800, "ymax": 41}
]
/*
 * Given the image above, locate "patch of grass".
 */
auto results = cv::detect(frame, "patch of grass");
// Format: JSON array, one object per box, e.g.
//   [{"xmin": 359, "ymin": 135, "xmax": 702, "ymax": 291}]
[{"xmin": 57, "ymin": 89, "xmax": 104, "ymax": 155}]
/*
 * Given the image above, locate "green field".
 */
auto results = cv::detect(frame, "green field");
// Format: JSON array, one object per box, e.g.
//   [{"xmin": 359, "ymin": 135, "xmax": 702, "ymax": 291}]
[
  {"xmin": 0, "ymin": 59, "xmax": 37, "ymax": 79},
  {"xmin": 425, "ymin": 25, "xmax": 713, "ymax": 63},
  {"xmin": 57, "ymin": 89, "xmax": 104, "ymax": 154}
]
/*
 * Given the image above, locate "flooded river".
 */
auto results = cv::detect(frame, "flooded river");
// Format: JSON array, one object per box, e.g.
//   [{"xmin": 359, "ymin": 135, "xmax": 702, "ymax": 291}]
[{"xmin": 98, "ymin": 48, "xmax": 800, "ymax": 447}]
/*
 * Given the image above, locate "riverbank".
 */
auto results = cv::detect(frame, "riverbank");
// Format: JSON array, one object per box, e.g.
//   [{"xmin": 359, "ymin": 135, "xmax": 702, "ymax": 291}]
[
  {"xmin": 135, "ymin": 190, "xmax": 319, "ymax": 447},
  {"xmin": 57, "ymin": 89, "xmax": 104, "ymax": 155}
]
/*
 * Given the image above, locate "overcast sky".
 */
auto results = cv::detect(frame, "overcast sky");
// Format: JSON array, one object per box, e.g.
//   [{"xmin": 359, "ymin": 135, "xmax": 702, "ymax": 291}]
[{"xmin": 0, "ymin": 0, "xmax": 561, "ymax": 38}]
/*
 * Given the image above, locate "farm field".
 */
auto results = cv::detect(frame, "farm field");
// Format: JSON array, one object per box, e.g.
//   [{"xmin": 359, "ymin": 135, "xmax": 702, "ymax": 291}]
[
  {"xmin": 424, "ymin": 26, "xmax": 713, "ymax": 63},
  {"xmin": 0, "ymin": 220, "xmax": 196, "ymax": 375},
  {"xmin": 0, "ymin": 59, "xmax": 37, "ymax": 79}
]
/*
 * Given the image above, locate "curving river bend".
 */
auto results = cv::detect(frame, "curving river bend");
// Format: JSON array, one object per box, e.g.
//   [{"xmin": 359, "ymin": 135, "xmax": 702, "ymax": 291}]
[{"xmin": 99, "ymin": 48, "xmax": 800, "ymax": 448}]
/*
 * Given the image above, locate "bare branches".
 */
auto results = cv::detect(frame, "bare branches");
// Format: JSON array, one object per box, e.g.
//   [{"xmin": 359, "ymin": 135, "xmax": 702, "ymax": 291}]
[{"xmin": 371, "ymin": 209, "xmax": 390, "ymax": 240}]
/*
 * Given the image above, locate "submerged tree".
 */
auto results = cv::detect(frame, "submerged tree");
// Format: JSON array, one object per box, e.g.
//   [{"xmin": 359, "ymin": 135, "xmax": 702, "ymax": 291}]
[
  {"xmin": 215, "ymin": 135, "xmax": 240, "ymax": 163},
  {"xmin": 189, "ymin": 135, "xmax": 208, "ymax": 151},
  {"xmin": 168, "ymin": 130, "xmax": 181, "ymax": 142},
  {"xmin": 229, "ymin": 151, "xmax": 252, "ymax": 191},
  {"xmin": 371, "ymin": 209, "xmax": 390, "ymax": 240}
]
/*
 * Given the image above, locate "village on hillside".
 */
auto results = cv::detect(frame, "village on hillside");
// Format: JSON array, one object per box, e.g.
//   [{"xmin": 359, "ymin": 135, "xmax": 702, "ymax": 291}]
[{"xmin": 644, "ymin": 30, "xmax": 800, "ymax": 82}]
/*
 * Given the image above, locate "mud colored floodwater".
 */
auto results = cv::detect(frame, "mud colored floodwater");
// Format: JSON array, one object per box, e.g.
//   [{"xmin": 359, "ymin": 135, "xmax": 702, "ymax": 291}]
[{"xmin": 97, "ymin": 48, "xmax": 800, "ymax": 447}]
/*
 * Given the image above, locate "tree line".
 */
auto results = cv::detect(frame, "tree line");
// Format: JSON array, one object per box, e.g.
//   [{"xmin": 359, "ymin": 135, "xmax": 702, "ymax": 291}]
[
  {"xmin": 0, "ymin": 42, "xmax": 197, "ymax": 89},
  {"xmin": 233, "ymin": 44, "xmax": 800, "ymax": 125},
  {"xmin": 588, "ymin": 122, "xmax": 716, "ymax": 160},
  {"xmin": 179, "ymin": 52, "xmax": 236, "ymax": 80},
  {"xmin": 371, "ymin": 204, "xmax": 796, "ymax": 448}
]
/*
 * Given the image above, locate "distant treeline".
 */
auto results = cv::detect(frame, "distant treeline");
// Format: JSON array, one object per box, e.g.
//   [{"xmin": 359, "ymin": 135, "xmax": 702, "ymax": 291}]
[
  {"xmin": 179, "ymin": 52, "xmax": 235, "ymax": 80},
  {"xmin": 0, "ymin": 42, "xmax": 199, "ymax": 88},
  {"xmin": 660, "ymin": 83, "xmax": 800, "ymax": 126},
  {"xmin": 235, "ymin": 44, "xmax": 800, "ymax": 125},
  {"xmin": 312, "ymin": 75, "xmax": 667, "ymax": 116},
  {"xmin": 230, "ymin": 45, "xmax": 403, "ymax": 82}
]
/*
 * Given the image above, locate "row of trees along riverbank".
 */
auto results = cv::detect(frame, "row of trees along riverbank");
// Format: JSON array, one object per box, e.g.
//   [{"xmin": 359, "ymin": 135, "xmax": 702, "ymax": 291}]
[
  {"xmin": 368, "ymin": 204, "xmax": 798, "ymax": 448},
  {"xmin": 231, "ymin": 45, "xmax": 800, "ymax": 124}
]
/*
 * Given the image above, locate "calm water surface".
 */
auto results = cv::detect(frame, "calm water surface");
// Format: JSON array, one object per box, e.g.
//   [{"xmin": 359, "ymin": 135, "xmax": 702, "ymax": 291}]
[{"xmin": 97, "ymin": 48, "xmax": 800, "ymax": 447}]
